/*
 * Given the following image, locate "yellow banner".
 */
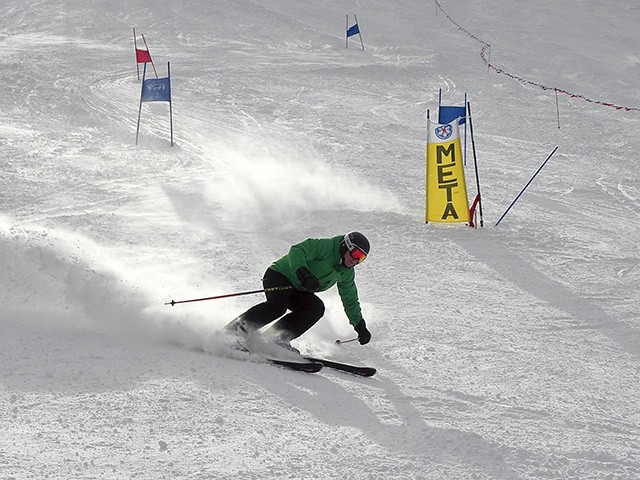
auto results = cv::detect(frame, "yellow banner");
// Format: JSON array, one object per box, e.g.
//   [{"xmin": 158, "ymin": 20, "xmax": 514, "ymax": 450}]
[{"xmin": 426, "ymin": 119, "xmax": 470, "ymax": 223}]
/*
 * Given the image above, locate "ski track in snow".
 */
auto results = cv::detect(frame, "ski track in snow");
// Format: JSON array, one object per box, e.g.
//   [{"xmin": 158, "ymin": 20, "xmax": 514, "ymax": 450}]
[{"xmin": 1, "ymin": 0, "xmax": 639, "ymax": 479}]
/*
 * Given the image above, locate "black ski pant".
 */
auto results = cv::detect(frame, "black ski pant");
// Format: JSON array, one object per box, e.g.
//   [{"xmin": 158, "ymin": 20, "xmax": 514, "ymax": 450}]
[{"xmin": 230, "ymin": 268, "xmax": 325, "ymax": 341}]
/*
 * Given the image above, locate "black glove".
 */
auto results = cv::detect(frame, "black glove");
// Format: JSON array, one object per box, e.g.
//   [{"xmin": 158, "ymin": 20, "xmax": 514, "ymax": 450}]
[
  {"xmin": 295, "ymin": 267, "xmax": 320, "ymax": 292},
  {"xmin": 354, "ymin": 319, "xmax": 371, "ymax": 345}
]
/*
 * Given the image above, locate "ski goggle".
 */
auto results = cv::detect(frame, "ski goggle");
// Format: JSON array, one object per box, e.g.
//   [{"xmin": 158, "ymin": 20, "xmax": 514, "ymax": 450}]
[
  {"xmin": 344, "ymin": 234, "xmax": 368, "ymax": 264},
  {"xmin": 349, "ymin": 247, "xmax": 367, "ymax": 264}
]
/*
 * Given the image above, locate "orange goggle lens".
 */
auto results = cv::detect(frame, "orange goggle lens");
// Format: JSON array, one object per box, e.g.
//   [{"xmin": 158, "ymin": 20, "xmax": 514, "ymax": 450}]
[{"xmin": 349, "ymin": 248, "xmax": 367, "ymax": 263}]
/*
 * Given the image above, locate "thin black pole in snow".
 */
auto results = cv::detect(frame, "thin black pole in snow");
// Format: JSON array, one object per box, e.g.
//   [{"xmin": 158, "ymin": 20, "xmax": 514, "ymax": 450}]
[
  {"xmin": 135, "ymin": 63, "xmax": 146, "ymax": 145},
  {"xmin": 467, "ymin": 101, "xmax": 484, "ymax": 227},
  {"xmin": 463, "ymin": 92, "xmax": 468, "ymax": 166},
  {"xmin": 168, "ymin": 62, "xmax": 174, "ymax": 146},
  {"xmin": 495, "ymin": 146, "xmax": 559, "ymax": 227},
  {"xmin": 555, "ymin": 89, "xmax": 561, "ymax": 130},
  {"xmin": 425, "ymin": 109, "xmax": 430, "ymax": 224}
]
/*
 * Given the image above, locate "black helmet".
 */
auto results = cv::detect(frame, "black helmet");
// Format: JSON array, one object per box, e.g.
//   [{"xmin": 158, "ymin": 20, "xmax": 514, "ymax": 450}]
[{"xmin": 340, "ymin": 232, "xmax": 370, "ymax": 265}]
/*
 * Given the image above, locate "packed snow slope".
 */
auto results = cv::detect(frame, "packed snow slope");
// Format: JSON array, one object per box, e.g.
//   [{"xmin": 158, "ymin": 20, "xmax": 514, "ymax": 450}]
[{"xmin": 1, "ymin": 0, "xmax": 639, "ymax": 478}]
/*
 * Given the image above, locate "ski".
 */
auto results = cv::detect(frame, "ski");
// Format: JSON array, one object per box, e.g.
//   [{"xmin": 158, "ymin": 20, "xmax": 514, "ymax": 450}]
[
  {"xmin": 304, "ymin": 357, "xmax": 376, "ymax": 377},
  {"xmin": 230, "ymin": 344, "xmax": 323, "ymax": 373},
  {"xmin": 267, "ymin": 358, "xmax": 323, "ymax": 373},
  {"xmin": 226, "ymin": 331, "xmax": 357, "ymax": 374}
]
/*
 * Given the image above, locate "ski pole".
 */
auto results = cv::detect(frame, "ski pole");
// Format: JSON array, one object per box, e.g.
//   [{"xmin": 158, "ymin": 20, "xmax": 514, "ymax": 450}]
[
  {"xmin": 165, "ymin": 285, "xmax": 294, "ymax": 306},
  {"xmin": 335, "ymin": 337, "xmax": 359, "ymax": 345}
]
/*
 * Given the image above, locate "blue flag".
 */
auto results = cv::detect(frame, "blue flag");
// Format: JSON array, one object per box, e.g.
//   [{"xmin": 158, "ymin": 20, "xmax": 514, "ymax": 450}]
[
  {"xmin": 438, "ymin": 105, "xmax": 466, "ymax": 125},
  {"xmin": 347, "ymin": 23, "xmax": 360, "ymax": 37},
  {"xmin": 141, "ymin": 77, "xmax": 171, "ymax": 102}
]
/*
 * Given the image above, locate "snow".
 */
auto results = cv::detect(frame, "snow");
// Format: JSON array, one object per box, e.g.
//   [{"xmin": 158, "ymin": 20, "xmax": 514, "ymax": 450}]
[{"xmin": 1, "ymin": 0, "xmax": 639, "ymax": 478}]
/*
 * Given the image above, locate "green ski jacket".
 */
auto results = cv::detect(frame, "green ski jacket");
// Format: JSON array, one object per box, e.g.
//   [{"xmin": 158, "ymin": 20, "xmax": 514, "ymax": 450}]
[{"xmin": 270, "ymin": 236, "xmax": 363, "ymax": 326}]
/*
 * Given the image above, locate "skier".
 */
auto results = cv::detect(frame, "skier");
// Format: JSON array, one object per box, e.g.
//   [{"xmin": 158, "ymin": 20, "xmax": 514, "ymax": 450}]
[{"xmin": 224, "ymin": 232, "xmax": 372, "ymax": 351}]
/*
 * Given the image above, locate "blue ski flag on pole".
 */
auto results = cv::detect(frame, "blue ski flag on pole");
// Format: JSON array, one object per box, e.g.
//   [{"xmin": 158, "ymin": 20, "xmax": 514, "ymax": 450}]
[
  {"xmin": 141, "ymin": 77, "xmax": 171, "ymax": 102},
  {"xmin": 346, "ymin": 14, "xmax": 364, "ymax": 50},
  {"xmin": 437, "ymin": 89, "xmax": 468, "ymax": 165},
  {"xmin": 438, "ymin": 105, "xmax": 466, "ymax": 125},
  {"xmin": 136, "ymin": 62, "xmax": 174, "ymax": 146}
]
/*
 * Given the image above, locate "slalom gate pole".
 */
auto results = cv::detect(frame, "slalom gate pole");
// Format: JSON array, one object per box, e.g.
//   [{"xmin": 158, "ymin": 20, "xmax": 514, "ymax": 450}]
[
  {"xmin": 463, "ymin": 92, "xmax": 468, "ymax": 166},
  {"xmin": 135, "ymin": 63, "xmax": 146, "ymax": 145},
  {"xmin": 133, "ymin": 27, "xmax": 140, "ymax": 81},
  {"xmin": 355, "ymin": 14, "xmax": 365, "ymax": 50},
  {"xmin": 165, "ymin": 285, "xmax": 294, "ymax": 306},
  {"xmin": 168, "ymin": 62, "xmax": 174, "ymax": 146},
  {"xmin": 346, "ymin": 15, "xmax": 348, "ymax": 49},
  {"xmin": 495, "ymin": 146, "xmax": 559, "ymax": 227},
  {"xmin": 467, "ymin": 101, "xmax": 484, "ymax": 226},
  {"xmin": 141, "ymin": 33, "xmax": 158, "ymax": 78},
  {"xmin": 555, "ymin": 89, "xmax": 561, "ymax": 130}
]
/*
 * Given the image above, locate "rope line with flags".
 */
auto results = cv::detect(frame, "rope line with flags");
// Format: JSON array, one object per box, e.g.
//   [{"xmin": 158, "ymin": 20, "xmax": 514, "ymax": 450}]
[{"xmin": 435, "ymin": 0, "xmax": 640, "ymax": 112}]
